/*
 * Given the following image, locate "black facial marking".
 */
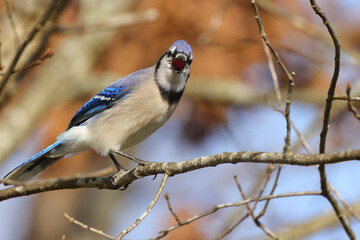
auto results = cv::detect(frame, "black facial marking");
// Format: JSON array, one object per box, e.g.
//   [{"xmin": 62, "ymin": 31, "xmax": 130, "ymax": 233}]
[
  {"xmin": 156, "ymin": 52, "xmax": 167, "ymax": 72},
  {"xmin": 154, "ymin": 51, "xmax": 188, "ymax": 104},
  {"xmin": 158, "ymin": 86, "xmax": 184, "ymax": 105}
]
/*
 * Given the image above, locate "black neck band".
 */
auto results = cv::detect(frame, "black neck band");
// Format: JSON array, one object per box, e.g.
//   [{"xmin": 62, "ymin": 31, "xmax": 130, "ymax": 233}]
[
  {"xmin": 155, "ymin": 53, "xmax": 186, "ymax": 105},
  {"xmin": 157, "ymin": 85, "xmax": 184, "ymax": 105}
]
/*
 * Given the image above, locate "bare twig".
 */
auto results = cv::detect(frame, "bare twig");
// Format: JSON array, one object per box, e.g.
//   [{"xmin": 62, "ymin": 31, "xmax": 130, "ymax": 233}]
[
  {"xmin": 256, "ymin": 165, "xmax": 281, "ymax": 219},
  {"xmin": 214, "ymin": 213, "xmax": 249, "ymax": 240},
  {"xmin": 250, "ymin": 1, "xmax": 294, "ymax": 83},
  {"xmin": 262, "ymin": 41, "xmax": 283, "ymax": 109},
  {"xmin": 311, "ymin": 0, "xmax": 341, "ymax": 153},
  {"xmin": 251, "ymin": 0, "xmax": 295, "ymax": 153},
  {"xmin": 164, "ymin": 192, "xmax": 182, "ymax": 224},
  {"xmin": 153, "ymin": 191, "xmax": 320, "ymax": 240},
  {"xmin": 116, "ymin": 174, "xmax": 169, "ymax": 239},
  {"xmin": 265, "ymin": 96, "xmax": 314, "ymax": 154},
  {"xmin": 309, "ymin": 0, "xmax": 355, "ymax": 239},
  {"xmin": 4, "ymin": 0, "xmax": 20, "ymax": 48},
  {"xmin": 334, "ymin": 95, "xmax": 360, "ymax": 102},
  {"xmin": 64, "ymin": 173, "xmax": 169, "ymax": 239},
  {"xmin": 235, "ymin": 176, "xmax": 280, "ymax": 240},
  {"xmin": 345, "ymin": 82, "xmax": 360, "ymax": 121},
  {"xmin": 329, "ymin": 184, "xmax": 360, "ymax": 222},
  {"xmin": 7, "ymin": 48, "xmax": 54, "ymax": 74},
  {"xmin": 0, "ymin": 0, "xmax": 59, "ymax": 95},
  {"xmin": 251, "ymin": 1, "xmax": 296, "ymax": 230},
  {"xmin": 256, "ymin": 0, "xmax": 360, "ymax": 66},
  {"xmin": 64, "ymin": 213, "xmax": 114, "ymax": 240},
  {"xmin": 250, "ymin": 165, "xmax": 275, "ymax": 214}
]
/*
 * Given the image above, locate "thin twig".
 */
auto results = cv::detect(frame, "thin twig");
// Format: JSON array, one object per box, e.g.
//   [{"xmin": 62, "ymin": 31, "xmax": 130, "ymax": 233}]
[
  {"xmin": 265, "ymin": 96, "xmax": 314, "ymax": 154},
  {"xmin": 256, "ymin": 0, "xmax": 360, "ymax": 66},
  {"xmin": 262, "ymin": 41, "xmax": 283, "ymax": 109},
  {"xmin": 251, "ymin": 1, "xmax": 295, "ymax": 229},
  {"xmin": 250, "ymin": 165, "xmax": 275, "ymax": 213},
  {"xmin": 251, "ymin": 0, "xmax": 295, "ymax": 153},
  {"xmin": 234, "ymin": 176, "xmax": 280, "ymax": 240},
  {"xmin": 311, "ymin": 0, "xmax": 341, "ymax": 153},
  {"xmin": 250, "ymin": 1, "xmax": 294, "ymax": 81},
  {"xmin": 4, "ymin": 0, "xmax": 20, "ymax": 48},
  {"xmin": 0, "ymin": 0, "xmax": 58, "ymax": 95},
  {"xmin": 256, "ymin": 165, "xmax": 281, "ymax": 219},
  {"xmin": 310, "ymin": 0, "xmax": 355, "ymax": 239},
  {"xmin": 164, "ymin": 192, "xmax": 182, "ymax": 224},
  {"xmin": 11, "ymin": 48, "xmax": 54, "ymax": 74},
  {"xmin": 334, "ymin": 95, "xmax": 360, "ymax": 102},
  {"xmin": 116, "ymin": 174, "xmax": 169, "ymax": 239},
  {"xmin": 152, "ymin": 191, "xmax": 320, "ymax": 240},
  {"xmin": 64, "ymin": 213, "xmax": 114, "ymax": 240},
  {"xmin": 329, "ymin": 184, "xmax": 360, "ymax": 222},
  {"xmin": 214, "ymin": 213, "xmax": 249, "ymax": 240},
  {"xmin": 346, "ymin": 82, "xmax": 360, "ymax": 121}
]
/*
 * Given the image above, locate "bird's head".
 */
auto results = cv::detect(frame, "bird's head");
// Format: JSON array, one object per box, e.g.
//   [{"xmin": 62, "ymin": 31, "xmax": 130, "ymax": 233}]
[{"xmin": 155, "ymin": 40, "xmax": 193, "ymax": 94}]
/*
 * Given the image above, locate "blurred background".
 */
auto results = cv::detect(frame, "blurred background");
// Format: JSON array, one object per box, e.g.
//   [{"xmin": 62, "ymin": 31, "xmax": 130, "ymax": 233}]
[{"xmin": 0, "ymin": 0, "xmax": 360, "ymax": 239}]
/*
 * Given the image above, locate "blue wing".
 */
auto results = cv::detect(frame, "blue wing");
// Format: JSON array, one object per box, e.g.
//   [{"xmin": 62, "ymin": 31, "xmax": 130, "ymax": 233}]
[
  {"xmin": 68, "ymin": 85, "xmax": 132, "ymax": 129},
  {"xmin": 67, "ymin": 67, "xmax": 154, "ymax": 129}
]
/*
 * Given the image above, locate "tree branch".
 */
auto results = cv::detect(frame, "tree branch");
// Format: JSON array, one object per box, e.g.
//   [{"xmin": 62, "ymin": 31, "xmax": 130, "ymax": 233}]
[
  {"xmin": 309, "ymin": 0, "xmax": 354, "ymax": 239},
  {"xmin": 1, "ymin": 149, "xmax": 360, "ymax": 201}
]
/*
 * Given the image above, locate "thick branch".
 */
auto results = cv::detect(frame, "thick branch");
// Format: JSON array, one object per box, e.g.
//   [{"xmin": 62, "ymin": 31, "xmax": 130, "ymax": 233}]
[{"xmin": 1, "ymin": 149, "xmax": 360, "ymax": 201}]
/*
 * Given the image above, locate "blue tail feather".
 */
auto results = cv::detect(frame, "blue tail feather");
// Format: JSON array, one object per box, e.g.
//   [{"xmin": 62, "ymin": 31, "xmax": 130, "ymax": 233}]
[{"xmin": 3, "ymin": 141, "xmax": 63, "ymax": 182}]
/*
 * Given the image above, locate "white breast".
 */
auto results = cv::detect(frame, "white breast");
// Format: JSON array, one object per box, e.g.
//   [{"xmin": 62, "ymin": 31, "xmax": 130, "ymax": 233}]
[{"xmin": 87, "ymin": 78, "xmax": 177, "ymax": 156}]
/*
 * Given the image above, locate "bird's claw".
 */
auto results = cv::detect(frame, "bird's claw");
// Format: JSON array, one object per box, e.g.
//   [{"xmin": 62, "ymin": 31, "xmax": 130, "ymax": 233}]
[{"xmin": 119, "ymin": 184, "xmax": 129, "ymax": 191}]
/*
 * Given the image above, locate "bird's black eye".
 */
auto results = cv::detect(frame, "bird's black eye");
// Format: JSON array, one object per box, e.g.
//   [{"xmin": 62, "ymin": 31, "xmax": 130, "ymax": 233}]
[
  {"xmin": 187, "ymin": 59, "xmax": 193, "ymax": 65},
  {"xmin": 167, "ymin": 51, "xmax": 172, "ymax": 57}
]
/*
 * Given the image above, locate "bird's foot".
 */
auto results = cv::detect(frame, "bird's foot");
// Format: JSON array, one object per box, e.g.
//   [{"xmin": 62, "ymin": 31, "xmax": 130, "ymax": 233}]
[
  {"xmin": 112, "ymin": 150, "xmax": 152, "ymax": 166},
  {"xmin": 109, "ymin": 152, "xmax": 126, "ymax": 171}
]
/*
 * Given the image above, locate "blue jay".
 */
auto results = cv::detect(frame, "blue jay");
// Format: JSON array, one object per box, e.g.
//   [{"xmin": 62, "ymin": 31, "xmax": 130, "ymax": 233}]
[{"xmin": 4, "ymin": 40, "xmax": 193, "ymax": 182}]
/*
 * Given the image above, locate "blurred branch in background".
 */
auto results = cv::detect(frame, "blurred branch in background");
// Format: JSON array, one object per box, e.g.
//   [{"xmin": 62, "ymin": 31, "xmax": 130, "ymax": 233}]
[
  {"xmin": 0, "ymin": 0, "xmax": 64, "ymax": 95},
  {"xmin": 55, "ymin": 8, "xmax": 158, "ymax": 33},
  {"xmin": 4, "ymin": 0, "xmax": 20, "ymax": 48},
  {"xmin": 263, "ymin": 200, "xmax": 360, "ymax": 240},
  {"xmin": 198, "ymin": 0, "xmax": 231, "ymax": 45},
  {"xmin": 257, "ymin": 0, "xmax": 360, "ymax": 66},
  {"xmin": 0, "ymin": 0, "xmax": 69, "ymax": 107}
]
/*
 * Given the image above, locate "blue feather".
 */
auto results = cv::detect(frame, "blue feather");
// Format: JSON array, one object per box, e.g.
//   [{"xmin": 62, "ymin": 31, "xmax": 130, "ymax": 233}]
[
  {"xmin": 68, "ymin": 85, "xmax": 132, "ymax": 129},
  {"xmin": 3, "ymin": 141, "xmax": 63, "ymax": 182}
]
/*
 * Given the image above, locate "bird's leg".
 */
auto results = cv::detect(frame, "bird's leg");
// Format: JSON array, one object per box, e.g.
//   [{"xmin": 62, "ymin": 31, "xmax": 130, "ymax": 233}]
[
  {"xmin": 108, "ymin": 153, "xmax": 130, "ymax": 190},
  {"xmin": 111, "ymin": 150, "xmax": 151, "ymax": 166},
  {"xmin": 108, "ymin": 152, "xmax": 125, "ymax": 171}
]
